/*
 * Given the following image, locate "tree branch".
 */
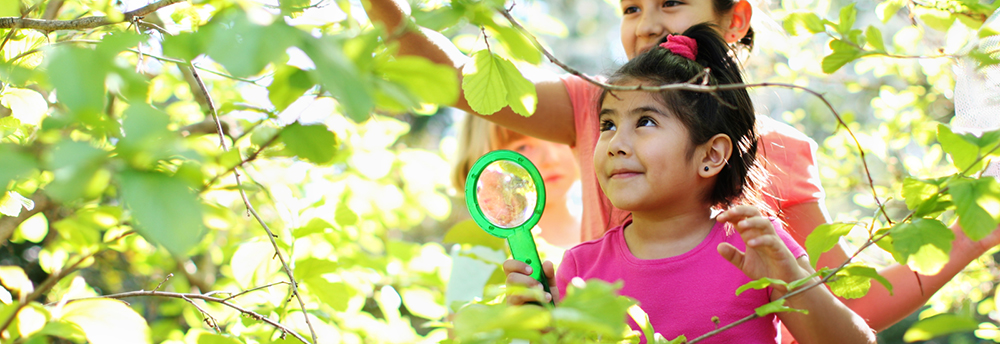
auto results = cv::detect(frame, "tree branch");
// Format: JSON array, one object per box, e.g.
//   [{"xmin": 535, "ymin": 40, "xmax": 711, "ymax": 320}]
[
  {"xmin": 60, "ymin": 289, "xmax": 310, "ymax": 344},
  {"xmin": 0, "ymin": 0, "xmax": 185, "ymax": 31},
  {"xmin": 189, "ymin": 63, "xmax": 319, "ymax": 344}
]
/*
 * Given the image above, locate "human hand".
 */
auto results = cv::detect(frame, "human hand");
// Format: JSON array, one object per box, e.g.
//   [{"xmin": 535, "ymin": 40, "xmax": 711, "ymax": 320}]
[
  {"xmin": 717, "ymin": 205, "xmax": 808, "ymax": 296},
  {"xmin": 502, "ymin": 259, "xmax": 557, "ymax": 305}
]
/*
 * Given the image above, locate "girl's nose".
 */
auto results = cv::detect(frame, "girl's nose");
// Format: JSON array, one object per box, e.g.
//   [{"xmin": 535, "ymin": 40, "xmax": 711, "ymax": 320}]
[
  {"xmin": 606, "ymin": 131, "xmax": 631, "ymax": 157},
  {"xmin": 636, "ymin": 10, "xmax": 665, "ymax": 39}
]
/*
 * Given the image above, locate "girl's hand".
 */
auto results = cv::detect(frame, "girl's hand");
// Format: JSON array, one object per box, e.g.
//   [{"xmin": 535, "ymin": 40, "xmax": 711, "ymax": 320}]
[
  {"xmin": 502, "ymin": 259, "xmax": 558, "ymax": 305},
  {"xmin": 716, "ymin": 205, "xmax": 808, "ymax": 297}
]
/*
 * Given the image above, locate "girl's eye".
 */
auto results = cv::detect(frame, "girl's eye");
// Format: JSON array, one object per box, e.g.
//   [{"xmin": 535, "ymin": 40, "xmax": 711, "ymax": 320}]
[
  {"xmin": 637, "ymin": 116, "xmax": 656, "ymax": 127},
  {"xmin": 515, "ymin": 144, "xmax": 530, "ymax": 153},
  {"xmin": 662, "ymin": 0, "xmax": 681, "ymax": 7},
  {"xmin": 600, "ymin": 120, "xmax": 617, "ymax": 132},
  {"xmin": 622, "ymin": 5, "xmax": 639, "ymax": 14}
]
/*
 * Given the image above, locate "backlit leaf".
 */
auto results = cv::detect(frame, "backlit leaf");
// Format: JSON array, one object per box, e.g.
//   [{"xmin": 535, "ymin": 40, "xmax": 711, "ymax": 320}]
[
  {"xmin": 443, "ymin": 219, "xmax": 506, "ymax": 251},
  {"xmin": 555, "ymin": 279, "xmax": 635, "ymax": 338},
  {"xmin": 949, "ymin": 177, "xmax": 1000, "ymax": 241},
  {"xmin": 938, "ymin": 124, "xmax": 993, "ymax": 173},
  {"xmin": 489, "ymin": 24, "xmax": 542, "ymax": 65},
  {"xmin": 268, "ymin": 65, "xmax": 313, "ymax": 112},
  {"xmin": 0, "ymin": 266, "xmax": 33, "ymax": 297},
  {"xmin": 804, "ymin": 223, "xmax": 855, "ymax": 268},
  {"xmin": 45, "ymin": 141, "xmax": 108, "ymax": 202},
  {"xmin": 876, "ymin": 0, "xmax": 906, "ymax": 23},
  {"xmin": 783, "ymin": 12, "xmax": 826, "ymax": 35},
  {"xmin": 1, "ymin": 87, "xmax": 47, "ymax": 126},
  {"xmin": 463, "ymin": 50, "xmax": 508, "ymax": 115},
  {"xmin": 889, "ymin": 218, "xmax": 954, "ymax": 275},
  {"xmin": 903, "ymin": 314, "xmax": 979, "ymax": 342},
  {"xmin": 822, "ymin": 40, "xmax": 864, "ymax": 73},
  {"xmin": 913, "ymin": 6, "xmax": 956, "ymax": 32},
  {"xmin": 204, "ymin": 9, "xmax": 296, "ymax": 77},
  {"xmin": 59, "ymin": 299, "xmax": 150, "ymax": 344},
  {"xmin": 119, "ymin": 169, "xmax": 205, "ymax": 257},
  {"xmin": 304, "ymin": 277, "xmax": 354, "ymax": 312},
  {"xmin": 230, "ymin": 241, "xmax": 280, "ymax": 289},
  {"xmin": 401, "ymin": 286, "xmax": 447, "ymax": 320},
  {"xmin": 865, "ymin": 26, "xmax": 886, "ymax": 52},
  {"xmin": 826, "ymin": 264, "xmax": 892, "ymax": 299},
  {"xmin": 754, "ymin": 299, "xmax": 807, "ymax": 317},
  {"xmin": 302, "ymin": 35, "xmax": 373, "ymax": 122},
  {"xmin": 379, "ymin": 56, "xmax": 459, "ymax": 106},
  {"xmin": 0, "ymin": 144, "xmax": 36, "ymax": 188},
  {"xmin": 280, "ymin": 123, "xmax": 339, "ymax": 164},
  {"xmin": 736, "ymin": 277, "xmax": 788, "ymax": 296}
]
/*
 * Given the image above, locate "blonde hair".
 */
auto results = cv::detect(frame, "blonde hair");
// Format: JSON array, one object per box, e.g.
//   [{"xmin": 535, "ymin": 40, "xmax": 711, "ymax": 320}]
[{"xmin": 451, "ymin": 115, "xmax": 527, "ymax": 192}]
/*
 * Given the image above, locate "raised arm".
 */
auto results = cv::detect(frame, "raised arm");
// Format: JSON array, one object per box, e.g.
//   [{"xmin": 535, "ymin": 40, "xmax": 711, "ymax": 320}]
[
  {"xmin": 785, "ymin": 201, "xmax": 1000, "ymax": 331},
  {"xmin": 362, "ymin": 0, "xmax": 579, "ymax": 145}
]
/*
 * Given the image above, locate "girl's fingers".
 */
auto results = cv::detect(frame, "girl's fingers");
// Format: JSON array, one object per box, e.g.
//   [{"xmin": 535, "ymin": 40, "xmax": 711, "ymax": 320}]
[
  {"xmin": 717, "ymin": 242, "xmax": 745, "ymax": 268},
  {"xmin": 503, "ymin": 259, "xmax": 532, "ymax": 275}
]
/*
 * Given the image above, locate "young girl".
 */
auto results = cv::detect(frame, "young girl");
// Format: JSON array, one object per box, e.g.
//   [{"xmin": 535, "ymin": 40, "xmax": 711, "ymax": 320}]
[
  {"xmin": 513, "ymin": 24, "xmax": 875, "ymax": 343},
  {"xmin": 363, "ymin": 0, "xmax": 1000, "ymax": 336}
]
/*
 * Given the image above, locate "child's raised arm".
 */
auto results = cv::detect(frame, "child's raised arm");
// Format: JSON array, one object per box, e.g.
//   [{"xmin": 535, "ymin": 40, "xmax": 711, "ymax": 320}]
[
  {"xmin": 361, "ymin": 0, "xmax": 579, "ymax": 145},
  {"xmin": 717, "ymin": 205, "xmax": 876, "ymax": 344}
]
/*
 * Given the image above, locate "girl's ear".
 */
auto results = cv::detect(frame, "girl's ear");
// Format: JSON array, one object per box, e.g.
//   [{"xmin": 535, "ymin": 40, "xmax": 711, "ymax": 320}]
[
  {"xmin": 698, "ymin": 134, "xmax": 732, "ymax": 177},
  {"xmin": 722, "ymin": 0, "xmax": 752, "ymax": 44}
]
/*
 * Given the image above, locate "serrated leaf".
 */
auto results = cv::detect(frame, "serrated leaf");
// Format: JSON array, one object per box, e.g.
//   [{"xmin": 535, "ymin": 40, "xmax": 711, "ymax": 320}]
[
  {"xmin": 783, "ymin": 12, "xmax": 825, "ymax": 35},
  {"xmin": 837, "ymin": 3, "xmax": 858, "ymax": 34},
  {"xmin": 938, "ymin": 124, "xmax": 986, "ymax": 172},
  {"xmin": 804, "ymin": 223, "xmax": 855, "ymax": 268},
  {"xmin": 736, "ymin": 277, "xmax": 788, "ymax": 296},
  {"xmin": 902, "ymin": 178, "xmax": 939, "ymax": 211},
  {"xmin": 120, "ymin": 170, "xmax": 205, "ymax": 257},
  {"xmin": 890, "ymin": 218, "xmax": 954, "ymax": 274},
  {"xmin": 949, "ymin": 177, "xmax": 1000, "ymax": 241},
  {"xmin": 903, "ymin": 314, "xmax": 979, "ymax": 342},
  {"xmin": 497, "ymin": 56, "xmax": 537, "ymax": 117},
  {"xmin": 876, "ymin": 0, "xmax": 907, "ymax": 23},
  {"xmin": 754, "ymin": 299, "xmax": 807, "ymax": 317},
  {"xmin": 462, "ymin": 50, "xmax": 509, "ymax": 115},
  {"xmin": 1, "ymin": 87, "xmax": 47, "ymax": 126},
  {"xmin": 280, "ymin": 123, "xmax": 339, "ymax": 164},
  {"xmin": 865, "ymin": 26, "xmax": 886, "ymax": 52},
  {"xmin": 60, "ymin": 299, "xmax": 151, "ymax": 344}
]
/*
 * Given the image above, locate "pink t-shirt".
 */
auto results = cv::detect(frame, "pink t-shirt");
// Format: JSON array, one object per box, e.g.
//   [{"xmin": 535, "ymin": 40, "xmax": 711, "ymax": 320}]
[
  {"xmin": 556, "ymin": 220, "xmax": 807, "ymax": 344},
  {"xmin": 561, "ymin": 75, "xmax": 825, "ymax": 242}
]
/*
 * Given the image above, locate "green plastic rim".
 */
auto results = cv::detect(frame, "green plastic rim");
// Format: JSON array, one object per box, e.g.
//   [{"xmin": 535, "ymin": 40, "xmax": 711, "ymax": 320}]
[{"xmin": 465, "ymin": 150, "xmax": 546, "ymax": 238}]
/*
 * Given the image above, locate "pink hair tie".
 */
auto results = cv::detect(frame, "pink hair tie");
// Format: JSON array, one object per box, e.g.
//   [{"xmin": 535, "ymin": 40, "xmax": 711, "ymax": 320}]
[{"xmin": 659, "ymin": 35, "xmax": 697, "ymax": 61}]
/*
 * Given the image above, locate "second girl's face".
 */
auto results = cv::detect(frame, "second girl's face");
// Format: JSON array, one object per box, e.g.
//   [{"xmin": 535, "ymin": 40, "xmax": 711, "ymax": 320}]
[
  {"xmin": 619, "ymin": 0, "xmax": 728, "ymax": 59},
  {"xmin": 595, "ymin": 88, "xmax": 704, "ymax": 212},
  {"xmin": 501, "ymin": 137, "xmax": 580, "ymax": 199}
]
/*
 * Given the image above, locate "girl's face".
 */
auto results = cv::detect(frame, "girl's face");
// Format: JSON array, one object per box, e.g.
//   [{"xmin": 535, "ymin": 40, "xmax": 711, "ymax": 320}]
[
  {"xmin": 619, "ymin": 0, "xmax": 730, "ymax": 59},
  {"xmin": 595, "ymin": 88, "xmax": 706, "ymax": 212},
  {"xmin": 501, "ymin": 137, "xmax": 580, "ymax": 200}
]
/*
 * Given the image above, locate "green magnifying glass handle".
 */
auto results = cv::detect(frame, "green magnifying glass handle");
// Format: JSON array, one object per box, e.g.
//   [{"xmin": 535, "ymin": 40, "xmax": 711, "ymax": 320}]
[{"xmin": 508, "ymin": 229, "xmax": 552, "ymax": 305}]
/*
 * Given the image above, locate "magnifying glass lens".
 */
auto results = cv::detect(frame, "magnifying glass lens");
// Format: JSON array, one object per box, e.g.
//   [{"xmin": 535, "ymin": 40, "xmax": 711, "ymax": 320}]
[{"xmin": 476, "ymin": 160, "xmax": 537, "ymax": 228}]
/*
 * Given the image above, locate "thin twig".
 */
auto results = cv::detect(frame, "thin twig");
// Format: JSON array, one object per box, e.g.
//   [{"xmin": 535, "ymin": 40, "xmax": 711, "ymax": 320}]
[
  {"xmin": 59, "ymin": 290, "xmax": 310, "ymax": 344},
  {"xmin": 181, "ymin": 295, "xmax": 221, "ymax": 334},
  {"xmin": 189, "ymin": 63, "xmax": 319, "ymax": 344},
  {"xmin": 0, "ymin": 0, "xmax": 184, "ymax": 31},
  {"xmin": 202, "ymin": 132, "xmax": 281, "ymax": 192}
]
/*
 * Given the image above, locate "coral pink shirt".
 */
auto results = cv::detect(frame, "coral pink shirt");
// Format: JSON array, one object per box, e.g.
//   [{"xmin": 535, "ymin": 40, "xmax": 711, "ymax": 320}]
[
  {"xmin": 556, "ymin": 220, "xmax": 806, "ymax": 343},
  {"xmin": 561, "ymin": 75, "xmax": 825, "ymax": 242}
]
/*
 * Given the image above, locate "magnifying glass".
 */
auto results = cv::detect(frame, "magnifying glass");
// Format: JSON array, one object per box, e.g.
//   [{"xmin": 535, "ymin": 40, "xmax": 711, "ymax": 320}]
[{"xmin": 465, "ymin": 150, "xmax": 553, "ymax": 306}]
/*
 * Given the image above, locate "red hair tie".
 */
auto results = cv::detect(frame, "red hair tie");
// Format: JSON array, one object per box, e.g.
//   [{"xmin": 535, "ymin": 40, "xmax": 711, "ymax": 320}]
[{"xmin": 659, "ymin": 35, "xmax": 697, "ymax": 61}]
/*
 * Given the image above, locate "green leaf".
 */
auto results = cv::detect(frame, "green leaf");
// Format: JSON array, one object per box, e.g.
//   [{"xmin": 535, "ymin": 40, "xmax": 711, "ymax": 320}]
[
  {"xmin": 335, "ymin": 203, "xmax": 358, "ymax": 227},
  {"xmin": 876, "ymin": 0, "xmax": 907, "ymax": 23},
  {"xmin": 783, "ymin": 12, "xmax": 826, "ymax": 35},
  {"xmin": 903, "ymin": 314, "xmax": 979, "ymax": 342},
  {"xmin": 379, "ymin": 56, "xmax": 459, "ymax": 106},
  {"xmin": 865, "ymin": 26, "xmax": 886, "ymax": 52},
  {"xmin": 826, "ymin": 264, "xmax": 892, "ymax": 299},
  {"xmin": 279, "ymin": 0, "xmax": 310, "ymax": 16},
  {"xmin": 292, "ymin": 258, "xmax": 339, "ymax": 278},
  {"xmin": 1, "ymin": 87, "xmax": 47, "ymax": 126},
  {"xmin": 195, "ymin": 333, "xmax": 244, "ymax": 344},
  {"xmin": 47, "ymin": 47, "xmax": 106, "ymax": 121},
  {"xmin": 204, "ymin": 9, "xmax": 296, "ymax": 77},
  {"xmin": 401, "ymin": 286, "xmax": 447, "ymax": 320},
  {"xmin": 280, "ymin": 123, "xmax": 340, "ymax": 165},
  {"xmin": 119, "ymin": 169, "xmax": 205, "ymax": 257},
  {"xmin": 938, "ymin": 124, "xmax": 987, "ymax": 172},
  {"xmin": 292, "ymin": 218, "xmax": 334, "ymax": 237},
  {"xmin": 230, "ymin": 241, "xmax": 280, "ymax": 289},
  {"xmin": 0, "ymin": 144, "xmax": 37, "ymax": 188},
  {"xmin": 304, "ymin": 277, "xmax": 354, "ymax": 312},
  {"xmin": 489, "ymin": 24, "xmax": 542, "ymax": 65},
  {"xmin": 555, "ymin": 279, "xmax": 635, "ymax": 338},
  {"xmin": 902, "ymin": 178, "xmax": 951, "ymax": 217},
  {"xmin": 161, "ymin": 31, "xmax": 202, "ymax": 61},
  {"xmin": 627, "ymin": 304, "xmax": 656, "ymax": 343},
  {"xmin": 443, "ymin": 219, "xmax": 506, "ymax": 251},
  {"xmin": 822, "ymin": 40, "xmax": 864, "ymax": 74},
  {"xmin": 754, "ymin": 299, "xmax": 807, "ymax": 317},
  {"xmin": 890, "ymin": 218, "xmax": 954, "ymax": 275},
  {"xmin": 804, "ymin": 223, "xmax": 855, "ymax": 268},
  {"xmin": 59, "ymin": 299, "xmax": 151, "ymax": 344},
  {"xmin": 0, "ymin": 1, "xmax": 18, "ymax": 16},
  {"xmin": 913, "ymin": 6, "xmax": 956, "ymax": 32},
  {"xmin": 0, "ymin": 266, "xmax": 33, "ymax": 297},
  {"xmin": 413, "ymin": 6, "xmax": 463, "ymax": 31},
  {"xmin": 736, "ymin": 277, "xmax": 788, "ymax": 296},
  {"xmin": 837, "ymin": 3, "xmax": 858, "ymax": 34},
  {"xmin": 302, "ymin": 35, "xmax": 373, "ymax": 122},
  {"xmin": 44, "ymin": 141, "xmax": 108, "ymax": 202},
  {"xmin": 117, "ymin": 103, "xmax": 177, "ymax": 169},
  {"xmin": 453, "ymin": 302, "xmax": 551, "ymax": 341},
  {"xmin": 949, "ymin": 177, "xmax": 1000, "ymax": 241},
  {"xmin": 462, "ymin": 50, "xmax": 537, "ymax": 117},
  {"xmin": 37, "ymin": 320, "xmax": 86, "ymax": 342},
  {"xmin": 268, "ymin": 65, "xmax": 313, "ymax": 112}
]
